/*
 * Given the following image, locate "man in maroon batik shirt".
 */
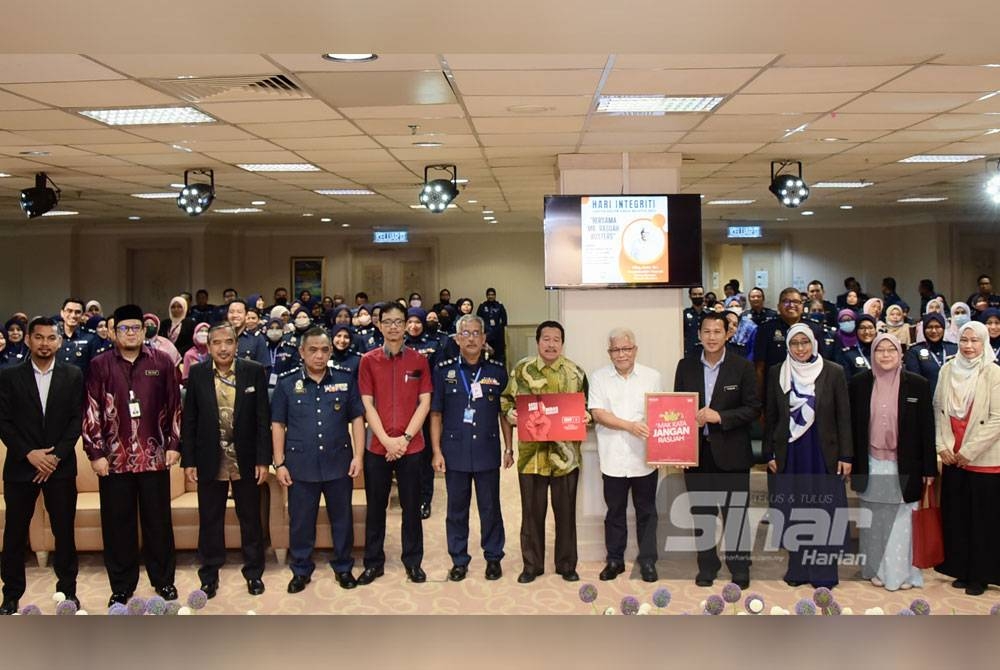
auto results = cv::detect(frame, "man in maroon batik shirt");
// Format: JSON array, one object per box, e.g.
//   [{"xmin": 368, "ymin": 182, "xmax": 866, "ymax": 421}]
[
  {"xmin": 356, "ymin": 302, "xmax": 432, "ymax": 585},
  {"xmin": 83, "ymin": 304, "xmax": 181, "ymax": 607}
]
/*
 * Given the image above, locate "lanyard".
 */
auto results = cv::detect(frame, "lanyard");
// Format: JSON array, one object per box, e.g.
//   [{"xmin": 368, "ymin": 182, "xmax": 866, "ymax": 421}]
[
  {"xmin": 457, "ymin": 365, "xmax": 482, "ymax": 407},
  {"xmin": 856, "ymin": 345, "xmax": 871, "ymax": 368},
  {"xmin": 927, "ymin": 348, "xmax": 944, "ymax": 369}
]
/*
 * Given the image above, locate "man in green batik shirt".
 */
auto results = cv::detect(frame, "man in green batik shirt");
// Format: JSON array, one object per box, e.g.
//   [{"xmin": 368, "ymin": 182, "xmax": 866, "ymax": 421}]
[{"xmin": 501, "ymin": 320, "xmax": 589, "ymax": 585}]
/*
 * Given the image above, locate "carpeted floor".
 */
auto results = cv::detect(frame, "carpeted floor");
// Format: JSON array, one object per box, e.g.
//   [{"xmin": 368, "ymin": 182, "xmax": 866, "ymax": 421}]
[{"xmin": 12, "ymin": 467, "xmax": 1000, "ymax": 615}]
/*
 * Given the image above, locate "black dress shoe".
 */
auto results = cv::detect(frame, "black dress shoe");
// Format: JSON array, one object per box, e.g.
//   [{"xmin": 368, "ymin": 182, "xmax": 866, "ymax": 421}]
[
  {"xmin": 406, "ymin": 565, "xmax": 427, "ymax": 583},
  {"xmin": 0, "ymin": 599, "xmax": 18, "ymax": 615},
  {"xmin": 108, "ymin": 591, "xmax": 132, "ymax": 607},
  {"xmin": 246, "ymin": 578, "xmax": 265, "ymax": 596},
  {"xmin": 485, "ymin": 560, "xmax": 503, "ymax": 581},
  {"xmin": 517, "ymin": 571, "xmax": 536, "ymax": 584},
  {"xmin": 560, "ymin": 570, "xmax": 580, "ymax": 582},
  {"xmin": 155, "ymin": 584, "xmax": 178, "ymax": 601},
  {"xmin": 449, "ymin": 565, "xmax": 468, "ymax": 582},
  {"xmin": 952, "ymin": 579, "xmax": 968, "ymax": 589},
  {"xmin": 287, "ymin": 574, "xmax": 311, "ymax": 594},
  {"xmin": 695, "ymin": 575, "xmax": 715, "ymax": 587},
  {"xmin": 732, "ymin": 574, "xmax": 750, "ymax": 589},
  {"xmin": 335, "ymin": 572, "xmax": 357, "ymax": 590},
  {"xmin": 599, "ymin": 562, "xmax": 626, "ymax": 581},
  {"xmin": 965, "ymin": 583, "xmax": 986, "ymax": 596},
  {"xmin": 357, "ymin": 566, "xmax": 384, "ymax": 585},
  {"xmin": 200, "ymin": 581, "xmax": 219, "ymax": 600},
  {"xmin": 640, "ymin": 563, "xmax": 658, "ymax": 583},
  {"xmin": 783, "ymin": 578, "xmax": 806, "ymax": 587},
  {"xmin": 420, "ymin": 502, "xmax": 432, "ymax": 520}
]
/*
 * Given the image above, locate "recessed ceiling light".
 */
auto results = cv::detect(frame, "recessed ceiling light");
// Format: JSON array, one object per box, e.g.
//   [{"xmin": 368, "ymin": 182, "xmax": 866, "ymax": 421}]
[
  {"xmin": 341, "ymin": 223, "xmax": 350, "ymax": 228},
  {"xmin": 821, "ymin": 137, "xmax": 846, "ymax": 142},
  {"xmin": 175, "ymin": 75, "xmax": 196, "ymax": 79},
  {"xmin": 839, "ymin": 205, "xmax": 854, "ymax": 210},
  {"xmin": 40, "ymin": 210, "xmax": 78, "ymax": 217},
  {"xmin": 131, "ymin": 192, "xmax": 179, "ymax": 199},
  {"xmin": 467, "ymin": 199, "xmax": 478, "ymax": 204},
  {"xmin": 214, "ymin": 208, "xmax": 262, "ymax": 214},
  {"xmin": 596, "ymin": 95, "xmax": 724, "ymax": 114},
  {"xmin": 251, "ymin": 200, "xmax": 266, "ymax": 206},
  {"xmin": 409, "ymin": 204, "xmax": 457, "ymax": 209},
  {"xmin": 237, "ymin": 163, "xmax": 320, "ymax": 172},
  {"xmin": 801, "ymin": 210, "xmax": 815, "ymax": 216},
  {"xmin": 320, "ymin": 217, "xmax": 332, "ymax": 222},
  {"xmin": 128, "ymin": 216, "xmax": 142, "ymax": 221},
  {"xmin": 171, "ymin": 144, "xmax": 193, "ymax": 153},
  {"xmin": 314, "ymin": 189, "xmax": 375, "ymax": 196},
  {"xmin": 707, "ymin": 199, "xmax": 755, "ymax": 205},
  {"xmin": 302, "ymin": 213, "xmax": 313, "ymax": 217},
  {"xmin": 898, "ymin": 154, "xmax": 985, "ymax": 163},
  {"xmin": 169, "ymin": 182, "xmax": 185, "ymax": 189},
  {"xmin": 781, "ymin": 123, "xmax": 809, "ymax": 138},
  {"xmin": 897, "ymin": 196, "xmax": 948, "ymax": 202},
  {"xmin": 813, "ymin": 181, "xmax": 874, "ymax": 188},
  {"xmin": 322, "ymin": 53, "xmax": 378, "ymax": 62},
  {"xmin": 776, "ymin": 217, "xmax": 788, "ymax": 221},
  {"xmin": 19, "ymin": 150, "xmax": 50, "ymax": 156},
  {"xmin": 0, "ymin": 172, "xmax": 10, "ymax": 178},
  {"xmin": 412, "ymin": 141, "xmax": 443, "ymax": 148},
  {"xmin": 482, "ymin": 210, "xmax": 494, "ymax": 214},
  {"xmin": 985, "ymin": 128, "xmax": 1000, "ymax": 135},
  {"xmin": 79, "ymin": 106, "xmax": 216, "ymax": 126}
]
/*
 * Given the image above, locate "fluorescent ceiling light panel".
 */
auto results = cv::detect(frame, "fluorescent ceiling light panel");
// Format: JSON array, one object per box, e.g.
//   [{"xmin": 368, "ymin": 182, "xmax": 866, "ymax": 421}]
[
  {"xmin": 79, "ymin": 107, "xmax": 216, "ymax": 126},
  {"xmin": 812, "ymin": 181, "xmax": 874, "ymax": 188},
  {"xmin": 409, "ymin": 204, "xmax": 457, "ymax": 209},
  {"xmin": 314, "ymin": 189, "xmax": 375, "ymax": 195},
  {"xmin": 707, "ymin": 199, "xmax": 755, "ymax": 205},
  {"xmin": 897, "ymin": 197, "xmax": 948, "ymax": 202},
  {"xmin": 214, "ymin": 208, "xmax": 263, "ymax": 214},
  {"xmin": 0, "ymin": 172, "xmax": 10, "ymax": 178},
  {"xmin": 131, "ymin": 192, "xmax": 178, "ymax": 199},
  {"xmin": 898, "ymin": 155, "xmax": 985, "ymax": 163},
  {"xmin": 238, "ymin": 163, "xmax": 320, "ymax": 172},
  {"xmin": 40, "ymin": 210, "xmax": 79, "ymax": 217},
  {"xmin": 596, "ymin": 95, "xmax": 724, "ymax": 114}
]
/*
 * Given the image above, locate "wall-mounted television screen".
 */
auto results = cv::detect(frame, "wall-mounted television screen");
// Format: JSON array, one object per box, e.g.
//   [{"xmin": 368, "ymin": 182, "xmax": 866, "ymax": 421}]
[{"xmin": 543, "ymin": 194, "xmax": 702, "ymax": 289}]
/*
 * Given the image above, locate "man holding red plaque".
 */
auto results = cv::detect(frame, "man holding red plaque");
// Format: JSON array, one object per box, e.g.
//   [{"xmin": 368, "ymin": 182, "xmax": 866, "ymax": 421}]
[
  {"xmin": 588, "ymin": 328, "xmax": 663, "ymax": 583},
  {"xmin": 501, "ymin": 320, "xmax": 589, "ymax": 584},
  {"xmin": 672, "ymin": 312, "xmax": 760, "ymax": 589}
]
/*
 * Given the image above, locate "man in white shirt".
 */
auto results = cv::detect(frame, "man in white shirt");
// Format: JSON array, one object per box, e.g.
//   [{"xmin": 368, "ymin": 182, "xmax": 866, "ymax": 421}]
[{"xmin": 588, "ymin": 328, "xmax": 663, "ymax": 582}]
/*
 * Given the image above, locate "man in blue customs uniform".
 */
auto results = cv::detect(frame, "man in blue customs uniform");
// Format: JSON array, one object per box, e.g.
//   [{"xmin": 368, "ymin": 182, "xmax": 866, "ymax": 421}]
[
  {"xmin": 271, "ymin": 327, "xmax": 364, "ymax": 593},
  {"xmin": 430, "ymin": 314, "xmax": 511, "ymax": 582}
]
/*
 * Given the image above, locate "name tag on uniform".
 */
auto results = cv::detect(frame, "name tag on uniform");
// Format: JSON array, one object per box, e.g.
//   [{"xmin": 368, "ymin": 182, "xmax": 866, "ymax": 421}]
[
  {"xmin": 269, "ymin": 373, "xmax": 278, "ymax": 386},
  {"xmin": 724, "ymin": 385, "xmax": 738, "ymax": 391},
  {"xmin": 490, "ymin": 319, "xmax": 496, "ymax": 326},
  {"xmin": 906, "ymin": 397, "xmax": 919, "ymax": 403},
  {"xmin": 919, "ymin": 349, "xmax": 929, "ymax": 359},
  {"xmin": 245, "ymin": 386, "xmax": 255, "ymax": 394},
  {"xmin": 144, "ymin": 369, "xmax": 159, "ymax": 376},
  {"xmin": 471, "ymin": 382, "xmax": 483, "ymax": 399},
  {"xmin": 463, "ymin": 407, "xmax": 476, "ymax": 424},
  {"xmin": 855, "ymin": 357, "xmax": 865, "ymax": 366}
]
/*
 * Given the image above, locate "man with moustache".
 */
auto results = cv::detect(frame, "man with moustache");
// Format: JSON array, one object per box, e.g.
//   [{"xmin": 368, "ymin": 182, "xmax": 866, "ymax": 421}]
[
  {"xmin": 82, "ymin": 304, "xmax": 181, "ymax": 606},
  {"xmin": 181, "ymin": 323, "xmax": 271, "ymax": 599},
  {"xmin": 0, "ymin": 317, "xmax": 84, "ymax": 614}
]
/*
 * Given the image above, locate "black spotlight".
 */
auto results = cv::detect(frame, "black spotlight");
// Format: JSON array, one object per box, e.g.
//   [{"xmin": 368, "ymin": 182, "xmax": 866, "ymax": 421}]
[
  {"xmin": 19, "ymin": 172, "xmax": 60, "ymax": 219},
  {"xmin": 419, "ymin": 164, "xmax": 459, "ymax": 213},
  {"xmin": 177, "ymin": 168, "xmax": 215, "ymax": 216},
  {"xmin": 769, "ymin": 160, "xmax": 810, "ymax": 208}
]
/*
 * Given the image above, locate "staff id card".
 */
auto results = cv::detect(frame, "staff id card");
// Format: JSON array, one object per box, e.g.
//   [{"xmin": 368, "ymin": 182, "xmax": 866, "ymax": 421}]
[
  {"xmin": 471, "ymin": 382, "xmax": 483, "ymax": 399},
  {"xmin": 128, "ymin": 390, "xmax": 142, "ymax": 419},
  {"xmin": 463, "ymin": 407, "xmax": 476, "ymax": 424}
]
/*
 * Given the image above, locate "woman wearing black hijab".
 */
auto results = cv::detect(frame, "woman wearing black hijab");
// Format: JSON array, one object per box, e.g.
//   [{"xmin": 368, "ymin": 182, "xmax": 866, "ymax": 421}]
[
  {"xmin": 330, "ymin": 324, "xmax": 362, "ymax": 380},
  {"xmin": 3, "ymin": 317, "xmax": 28, "ymax": 365},
  {"xmin": 836, "ymin": 313, "xmax": 877, "ymax": 378}
]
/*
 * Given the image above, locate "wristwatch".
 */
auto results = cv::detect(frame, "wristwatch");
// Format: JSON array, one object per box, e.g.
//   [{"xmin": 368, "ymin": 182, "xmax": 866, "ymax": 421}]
[
  {"xmin": 274, "ymin": 462, "xmax": 287, "ymax": 469},
  {"xmin": 403, "ymin": 432, "xmax": 413, "ymax": 442}
]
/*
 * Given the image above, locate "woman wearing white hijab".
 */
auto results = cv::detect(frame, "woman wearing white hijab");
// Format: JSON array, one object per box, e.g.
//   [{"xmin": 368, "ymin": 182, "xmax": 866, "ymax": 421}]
[
  {"xmin": 848, "ymin": 333, "xmax": 936, "ymax": 591},
  {"xmin": 944, "ymin": 301, "xmax": 971, "ymax": 344},
  {"xmin": 764, "ymin": 323, "xmax": 853, "ymax": 588},
  {"xmin": 934, "ymin": 320, "xmax": 1000, "ymax": 596},
  {"xmin": 159, "ymin": 295, "xmax": 195, "ymax": 355}
]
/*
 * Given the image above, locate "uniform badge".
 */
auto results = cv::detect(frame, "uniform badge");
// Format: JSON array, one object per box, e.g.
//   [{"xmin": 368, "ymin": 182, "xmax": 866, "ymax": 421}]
[
  {"xmin": 919, "ymin": 349, "xmax": 929, "ymax": 359},
  {"xmin": 75, "ymin": 350, "xmax": 82, "ymax": 357},
  {"xmin": 773, "ymin": 331, "xmax": 784, "ymax": 342},
  {"xmin": 447, "ymin": 370, "xmax": 456, "ymax": 379},
  {"xmin": 334, "ymin": 403, "xmax": 342, "ymax": 411},
  {"xmin": 855, "ymin": 356, "xmax": 865, "ymax": 366},
  {"xmin": 294, "ymin": 379, "xmax": 305, "ymax": 394},
  {"xmin": 686, "ymin": 313, "xmax": 693, "ymax": 320}
]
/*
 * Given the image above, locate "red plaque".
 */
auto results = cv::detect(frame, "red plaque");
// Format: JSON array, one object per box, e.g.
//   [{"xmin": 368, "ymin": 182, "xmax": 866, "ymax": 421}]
[
  {"xmin": 645, "ymin": 392, "xmax": 699, "ymax": 466},
  {"xmin": 515, "ymin": 393, "xmax": 587, "ymax": 442}
]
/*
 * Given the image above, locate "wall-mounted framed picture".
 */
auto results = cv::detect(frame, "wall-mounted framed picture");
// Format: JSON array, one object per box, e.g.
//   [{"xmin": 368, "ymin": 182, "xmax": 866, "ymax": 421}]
[{"xmin": 291, "ymin": 257, "xmax": 325, "ymax": 301}]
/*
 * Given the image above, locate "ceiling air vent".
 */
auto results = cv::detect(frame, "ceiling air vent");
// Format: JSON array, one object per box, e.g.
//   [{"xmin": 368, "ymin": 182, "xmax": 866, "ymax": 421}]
[{"xmin": 149, "ymin": 74, "xmax": 308, "ymax": 103}]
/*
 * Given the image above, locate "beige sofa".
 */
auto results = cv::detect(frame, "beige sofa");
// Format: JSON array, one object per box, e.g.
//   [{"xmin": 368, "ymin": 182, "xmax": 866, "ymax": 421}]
[{"xmin": 0, "ymin": 439, "xmax": 48, "ymax": 562}]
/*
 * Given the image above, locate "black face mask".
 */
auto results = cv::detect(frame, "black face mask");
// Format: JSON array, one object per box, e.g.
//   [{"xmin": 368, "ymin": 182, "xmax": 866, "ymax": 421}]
[
  {"xmin": 275, "ymin": 297, "xmax": 287, "ymax": 306},
  {"xmin": 426, "ymin": 322, "xmax": 440, "ymax": 334},
  {"xmin": 691, "ymin": 297, "xmax": 704, "ymax": 307},
  {"xmin": 145, "ymin": 325, "xmax": 157, "ymax": 339}
]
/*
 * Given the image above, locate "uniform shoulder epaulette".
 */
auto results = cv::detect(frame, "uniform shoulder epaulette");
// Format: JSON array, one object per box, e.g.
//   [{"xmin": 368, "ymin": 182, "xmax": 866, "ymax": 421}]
[
  {"xmin": 437, "ymin": 357, "xmax": 457, "ymax": 368},
  {"xmin": 483, "ymin": 358, "xmax": 504, "ymax": 369},
  {"xmin": 278, "ymin": 366, "xmax": 301, "ymax": 379}
]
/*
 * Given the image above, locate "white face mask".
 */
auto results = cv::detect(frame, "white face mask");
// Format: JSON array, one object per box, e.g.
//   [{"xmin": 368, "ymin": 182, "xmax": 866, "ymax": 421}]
[
  {"xmin": 193, "ymin": 332, "xmax": 208, "ymax": 346},
  {"xmin": 294, "ymin": 317, "xmax": 310, "ymax": 329},
  {"xmin": 410, "ymin": 299, "xmax": 422, "ymax": 308},
  {"xmin": 266, "ymin": 328, "xmax": 284, "ymax": 342}
]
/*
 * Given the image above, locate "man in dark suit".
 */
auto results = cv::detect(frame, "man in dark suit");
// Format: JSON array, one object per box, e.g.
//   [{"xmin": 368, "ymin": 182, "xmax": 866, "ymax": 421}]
[
  {"xmin": 181, "ymin": 322, "xmax": 271, "ymax": 599},
  {"xmin": 673, "ymin": 312, "xmax": 761, "ymax": 589},
  {"xmin": 0, "ymin": 316, "xmax": 84, "ymax": 614}
]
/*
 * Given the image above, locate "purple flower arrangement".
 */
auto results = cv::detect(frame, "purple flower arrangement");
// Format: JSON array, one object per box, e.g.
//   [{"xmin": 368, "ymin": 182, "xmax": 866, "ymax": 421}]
[
  {"xmin": 144, "ymin": 595, "xmax": 168, "ymax": 616},
  {"xmin": 55, "ymin": 600, "xmax": 78, "ymax": 616},
  {"xmin": 909, "ymin": 599, "xmax": 931, "ymax": 616},
  {"xmin": 18, "ymin": 604, "xmax": 42, "ymax": 616},
  {"xmin": 704, "ymin": 595, "xmax": 725, "ymax": 616},
  {"xmin": 126, "ymin": 596, "xmax": 147, "ymax": 616},
  {"xmin": 108, "ymin": 603, "xmax": 128, "ymax": 616},
  {"xmin": 990, "ymin": 603, "xmax": 1000, "ymax": 616},
  {"xmin": 794, "ymin": 599, "xmax": 817, "ymax": 616},
  {"xmin": 744, "ymin": 594, "xmax": 766, "ymax": 615},
  {"xmin": 186, "ymin": 589, "xmax": 208, "ymax": 611},
  {"xmin": 651, "ymin": 587, "xmax": 672, "ymax": 610},
  {"xmin": 620, "ymin": 596, "xmax": 641, "ymax": 616}
]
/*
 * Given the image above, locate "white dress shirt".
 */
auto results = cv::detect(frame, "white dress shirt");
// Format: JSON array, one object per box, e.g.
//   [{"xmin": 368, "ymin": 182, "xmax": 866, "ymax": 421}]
[
  {"xmin": 588, "ymin": 362, "xmax": 664, "ymax": 477},
  {"xmin": 32, "ymin": 359, "xmax": 54, "ymax": 417}
]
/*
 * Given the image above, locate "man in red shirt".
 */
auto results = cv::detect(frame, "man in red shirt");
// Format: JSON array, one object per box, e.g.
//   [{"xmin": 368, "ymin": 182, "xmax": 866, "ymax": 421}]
[
  {"xmin": 82, "ymin": 304, "xmax": 181, "ymax": 607},
  {"xmin": 357, "ymin": 302, "xmax": 432, "ymax": 584}
]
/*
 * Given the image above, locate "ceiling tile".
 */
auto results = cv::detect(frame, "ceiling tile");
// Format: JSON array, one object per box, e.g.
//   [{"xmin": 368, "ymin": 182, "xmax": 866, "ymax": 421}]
[
  {"xmin": 479, "ymin": 133, "xmax": 578, "ymax": 147},
  {"xmin": 73, "ymin": 142, "xmax": 175, "ymax": 155},
  {"xmin": 90, "ymin": 54, "xmax": 278, "ymax": 78},
  {"xmin": 388, "ymin": 147, "xmax": 484, "ymax": 161},
  {"xmin": 582, "ymin": 131, "xmax": 686, "ymax": 145},
  {"xmin": 774, "ymin": 55, "xmax": 934, "ymax": 67},
  {"xmin": 807, "ymin": 113, "xmax": 933, "ymax": 130},
  {"xmin": 472, "ymin": 117, "xmax": 585, "ymax": 134},
  {"xmin": 295, "ymin": 148, "xmax": 395, "ymax": 163},
  {"xmin": 0, "ymin": 109, "xmax": 104, "ymax": 130},
  {"xmin": 126, "ymin": 125, "xmax": 257, "ymax": 142},
  {"xmin": 298, "ymin": 71, "xmax": 456, "ymax": 107},
  {"xmin": 14, "ymin": 129, "xmax": 150, "ymax": 145},
  {"xmin": 613, "ymin": 54, "xmax": 777, "ymax": 69},
  {"xmin": 444, "ymin": 54, "xmax": 609, "ymax": 70},
  {"xmin": 453, "ymin": 70, "xmax": 602, "ymax": 96},
  {"xmin": 352, "ymin": 117, "xmax": 471, "ymax": 135},
  {"xmin": 871, "ymin": 129, "xmax": 985, "ymax": 143},
  {"xmin": 2, "ymin": 80, "xmax": 178, "ymax": 107},
  {"xmin": 338, "ymin": 104, "xmax": 465, "ymax": 120},
  {"xmin": 671, "ymin": 142, "xmax": 765, "ymax": 154},
  {"xmin": 682, "ymin": 129, "xmax": 790, "ymax": 143},
  {"xmin": 374, "ymin": 134, "xmax": 479, "ymax": 148},
  {"xmin": 743, "ymin": 66, "xmax": 909, "ymax": 94},
  {"xmin": 755, "ymin": 140, "xmax": 859, "ymax": 156},
  {"xmin": 270, "ymin": 54, "xmax": 443, "ymax": 72},
  {"xmin": 463, "ymin": 96, "xmax": 593, "ymax": 116},
  {"xmin": 697, "ymin": 113, "xmax": 820, "ymax": 130},
  {"xmin": 879, "ymin": 65, "xmax": 1000, "ymax": 93},
  {"xmin": 587, "ymin": 114, "xmax": 706, "ymax": 131},
  {"xmin": 0, "ymin": 55, "xmax": 126, "ymax": 83},
  {"xmin": 910, "ymin": 114, "xmax": 1000, "ymax": 130},
  {"xmin": 240, "ymin": 119, "xmax": 360, "ymax": 138},
  {"xmin": 199, "ymin": 100, "xmax": 340, "ymax": 123},
  {"xmin": 836, "ymin": 92, "xmax": 984, "ymax": 114},
  {"xmin": 717, "ymin": 93, "xmax": 858, "ymax": 114},
  {"xmin": 0, "ymin": 90, "xmax": 48, "ymax": 111},
  {"xmin": 201, "ymin": 150, "xmax": 305, "ymax": 163},
  {"xmin": 273, "ymin": 136, "xmax": 382, "ymax": 151},
  {"xmin": 603, "ymin": 68, "xmax": 758, "ymax": 95}
]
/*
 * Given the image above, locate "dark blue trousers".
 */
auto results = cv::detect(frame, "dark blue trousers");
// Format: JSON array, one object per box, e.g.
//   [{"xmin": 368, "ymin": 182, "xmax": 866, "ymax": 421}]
[
  {"xmin": 287, "ymin": 477, "xmax": 354, "ymax": 576},
  {"xmin": 444, "ymin": 468, "xmax": 505, "ymax": 566}
]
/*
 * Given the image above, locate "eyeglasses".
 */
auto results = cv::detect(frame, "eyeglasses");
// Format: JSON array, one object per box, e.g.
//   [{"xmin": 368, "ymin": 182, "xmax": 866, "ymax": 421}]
[
  {"xmin": 381, "ymin": 319, "xmax": 405, "ymax": 328},
  {"xmin": 116, "ymin": 325, "xmax": 142, "ymax": 334},
  {"xmin": 459, "ymin": 330, "xmax": 483, "ymax": 338},
  {"xmin": 607, "ymin": 346, "xmax": 636, "ymax": 356},
  {"xmin": 788, "ymin": 339, "xmax": 813, "ymax": 349},
  {"xmin": 781, "ymin": 300, "xmax": 803, "ymax": 307}
]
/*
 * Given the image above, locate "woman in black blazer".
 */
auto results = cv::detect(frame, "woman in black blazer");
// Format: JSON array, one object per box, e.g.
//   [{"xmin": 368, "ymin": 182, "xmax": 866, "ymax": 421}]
[
  {"xmin": 848, "ymin": 333, "xmax": 936, "ymax": 591},
  {"xmin": 764, "ymin": 323, "xmax": 853, "ymax": 589}
]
